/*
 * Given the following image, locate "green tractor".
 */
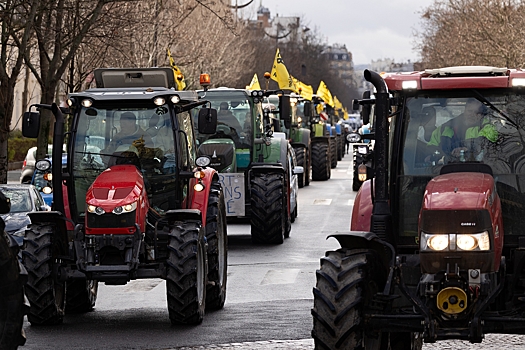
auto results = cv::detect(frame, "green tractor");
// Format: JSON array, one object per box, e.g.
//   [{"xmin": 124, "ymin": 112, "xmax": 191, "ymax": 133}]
[
  {"xmin": 264, "ymin": 93, "xmax": 311, "ymax": 188},
  {"xmin": 306, "ymin": 96, "xmax": 333, "ymax": 181},
  {"xmin": 194, "ymin": 88, "xmax": 302, "ymax": 244}
]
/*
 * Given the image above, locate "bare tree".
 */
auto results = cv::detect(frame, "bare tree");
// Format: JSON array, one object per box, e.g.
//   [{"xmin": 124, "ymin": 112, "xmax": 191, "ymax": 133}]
[
  {"xmin": 416, "ymin": 0, "xmax": 525, "ymax": 69},
  {"xmin": 0, "ymin": 0, "xmax": 38, "ymax": 183}
]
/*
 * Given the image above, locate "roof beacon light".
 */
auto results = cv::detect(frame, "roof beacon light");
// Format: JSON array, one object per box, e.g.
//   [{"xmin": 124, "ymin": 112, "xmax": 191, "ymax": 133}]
[
  {"xmin": 402, "ymin": 80, "xmax": 418, "ymax": 90},
  {"xmin": 200, "ymin": 73, "xmax": 211, "ymax": 87}
]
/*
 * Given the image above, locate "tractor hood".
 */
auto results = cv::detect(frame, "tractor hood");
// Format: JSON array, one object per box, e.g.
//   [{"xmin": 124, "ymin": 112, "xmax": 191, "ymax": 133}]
[
  {"xmin": 419, "ymin": 171, "xmax": 502, "ymax": 273},
  {"xmin": 423, "ymin": 172, "xmax": 494, "ymax": 211},
  {"xmin": 86, "ymin": 165, "xmax": 144, "ymax": 214}
]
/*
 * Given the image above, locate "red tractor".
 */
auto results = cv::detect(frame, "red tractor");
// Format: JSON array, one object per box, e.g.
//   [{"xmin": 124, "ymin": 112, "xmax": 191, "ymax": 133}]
[
  {"xmin": 312, "ymin": 66, "xmax": 525, "ymax": 348},
  {"xmin": 21, "ymin": 68, "xmax": 227, "ymax": 325}
]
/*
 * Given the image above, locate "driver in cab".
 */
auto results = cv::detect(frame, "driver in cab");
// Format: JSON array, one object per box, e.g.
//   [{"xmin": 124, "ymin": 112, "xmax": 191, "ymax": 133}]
[
  {"xmin": 102, "ymin": 112, "xmax": 155, "ymax": 165},
  {"xmin": 218, "ymin": 102, "xmax": 243, "ymax": 134}
]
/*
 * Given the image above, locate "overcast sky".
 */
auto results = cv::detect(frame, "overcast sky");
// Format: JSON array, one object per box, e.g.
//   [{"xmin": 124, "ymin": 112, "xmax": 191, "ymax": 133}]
[{"xmin": 239, "ymin": 0, "xmax": 435, "ymax": 65}]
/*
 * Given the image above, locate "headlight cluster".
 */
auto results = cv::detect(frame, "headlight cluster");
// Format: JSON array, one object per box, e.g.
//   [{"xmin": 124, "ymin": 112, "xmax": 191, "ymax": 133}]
[
  {"xmin": 421, "ymin": 231, "xmax": 490, "ymax": 251},
  {"xmin": 87, "ymin": 202, "xmax": 137, "ymax": 215}
]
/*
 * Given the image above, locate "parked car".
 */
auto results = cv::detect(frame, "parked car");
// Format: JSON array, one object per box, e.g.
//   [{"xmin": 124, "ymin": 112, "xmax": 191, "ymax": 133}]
[
  {"xmin": 19, "ymin": 144, "xmax": 65, "ymax": 184},
  {"xmin": 0, "ymin": 184, "xmax": 49, "ymax": 247}
]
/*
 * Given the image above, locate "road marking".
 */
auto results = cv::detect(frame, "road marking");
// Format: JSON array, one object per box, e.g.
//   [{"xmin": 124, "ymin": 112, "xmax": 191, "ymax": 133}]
[
  {"xmin": 313, "ymin": 199, "xmax": 332, "ymax": 205},
  {"xmin": 260, "ymin": 269, "xmax": 300, "ymax": 285}
]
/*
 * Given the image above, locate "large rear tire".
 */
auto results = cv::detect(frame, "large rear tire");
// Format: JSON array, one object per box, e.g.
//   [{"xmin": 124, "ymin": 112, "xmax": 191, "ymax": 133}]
[
  {"xmin": 166, "ymin": 221, "xmax": 207, "ymax": 325},
  {"xmin": 250, "ymin": 173, "xmax": 285, "ymax": 244},
  {"xmin": 23, "ymin": 224, "xmax": 66, "ymax": 325},
  {"xmin": 312, "ymin": 249, "xmax": 387, "ymax": 349},
  {"xmin": 311, "ymin": 142, "xmax": 330, "ymax": 181},
  {"xmin": 295, "ymin": 146, "xmax": 307, "ymax": 188},
  {"xmin": 305, "ymin": 147, "xmax": 311, "ymax": 186},
  {"xmin": 205, "ymin": 180, "xmax": 228, "ymax": 311},
  {"xmin": 330, "ymin": 138, "xmax": 337, "ymax": 168},
  {"xmin": 65, "ymin": 279, "xmax": 98, "ymax": 314}
]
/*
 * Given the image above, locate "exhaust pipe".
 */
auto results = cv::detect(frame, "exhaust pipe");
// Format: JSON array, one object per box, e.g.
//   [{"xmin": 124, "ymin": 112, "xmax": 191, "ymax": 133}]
[{"xmin": 363, "ymin": 70, "xmax": 393, "ymax": 244}]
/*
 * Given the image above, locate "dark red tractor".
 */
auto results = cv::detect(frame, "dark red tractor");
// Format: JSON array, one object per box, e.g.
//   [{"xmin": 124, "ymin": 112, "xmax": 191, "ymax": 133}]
[
  {"xmin": 313, "ymin": 66, "xmax": 525, "ymax": 348},
  {"xmin": 21, "ymin": 68, "xmax": 227, "ymax": 325}
]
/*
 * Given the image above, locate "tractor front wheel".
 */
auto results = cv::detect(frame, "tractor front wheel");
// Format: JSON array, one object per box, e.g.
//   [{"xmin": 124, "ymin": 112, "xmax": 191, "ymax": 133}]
[
  {"xmin": 205, "ymin": 180, "xmax": 228, "ymax": 311},
  {"xmin": 312, "ymin": 248, "xmax": 386, "ymax": 349},
  {"xmin": 166, "ymin": 221, "xmax": 207, "ymax": 325},
  {"xmin": 23, "ymin": 224, "xmax": 66, "ymax": 325},
  {"xmin": 65, "ymin": 279, "xmax": 98, "ymax": 314}
]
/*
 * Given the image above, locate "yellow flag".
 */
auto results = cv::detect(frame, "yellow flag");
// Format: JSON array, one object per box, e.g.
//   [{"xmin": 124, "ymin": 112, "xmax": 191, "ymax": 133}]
[
  {"xmin": 167, "ymin": 48, "xmax": 186, "ymax": 91},
  {"xmin": 343, "ymin": 107, "xmax": 349, "ymax": 120},
  {"xmin": 270, "ymin": 49, "xmax": 296, "ymax": 92},
  {"xmin": 292, "ymin": 76, "xmax": 313, "ymax": 100},
  {"xmin": 246, "ymin": 73, "xmax": 261, "ymax": 90},
  {"xmin": 316, "ymin": 103, "xmax": 324, "ymax": 114},
  {"xmin": 334, "ymin": 96, "xmax": 343, "ymax": 110},
  {"xmin": 317, "ymin": 81, "xmax": 334, "ymax": 107}
]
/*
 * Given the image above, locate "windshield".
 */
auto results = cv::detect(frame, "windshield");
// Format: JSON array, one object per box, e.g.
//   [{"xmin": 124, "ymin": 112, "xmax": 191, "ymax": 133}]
[
  {"xmin": 194, "ymin": 91, "xmax": 260, "ymax": 149},
  {"xmin": 72, "ymin": 104, "xmax": 176, "ymax": 217},
  {"xmin": 398, "ymin": 91, "xmax": 525, "ymax": 238},
  {"xmin": 1, "ymin": 188, "xmax": 32, "ymax": 213}
]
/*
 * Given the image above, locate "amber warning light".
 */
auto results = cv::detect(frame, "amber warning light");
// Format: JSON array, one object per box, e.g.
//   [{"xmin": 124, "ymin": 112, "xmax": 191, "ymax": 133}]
[{"xmin": 200, "ymin": 73, "xmax": 211, "ymax": 87}]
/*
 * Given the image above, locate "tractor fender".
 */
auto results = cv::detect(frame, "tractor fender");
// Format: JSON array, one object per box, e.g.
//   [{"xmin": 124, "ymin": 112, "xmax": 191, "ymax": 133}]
[
  {"xmin": 310, "ymin": 136, "xmax": 330, "ymax": 146},
  {"xmin": 189, "ymin": 167, "xmax": 219, "ymax": 227},
  {"xmin": 290, "ymin": 128, "xmax": 311, "ymax": 149},
  {"xmin": 27, "ymin": 211, "xmax": 71, "ymax": 252},
  {"xmin": 351, "ymin": 179, "xmax": 373, "ymax": 231},
  {"xmin": 328, "ymin": 231, "xmax": 393, "ymax": 269},
  {"xmin": 165, "ymin": 209, "xmax": 202, "ymax": 225}
]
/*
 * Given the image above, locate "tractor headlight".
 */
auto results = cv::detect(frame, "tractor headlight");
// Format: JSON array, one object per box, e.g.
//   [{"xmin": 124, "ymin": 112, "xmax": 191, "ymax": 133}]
[
  {"xmin": 421, "ymin": 231, "xmax": 490, "ymax": 251},
  {"xmin": 457, "ymin": 232, "xmax": 490, "ymax": 251},
  {"xmin": 427, "ymin": 234, "xmax": 449, "ymax": 251},
  {"xmin": 112, "ymin": 201, "xmax": 137, "ymax": 215},
  {"xmin": 42, "ymin": 186, "xmax": 53, "ymax": 194},
  {"xmin": 87, "ymin": 205, "xmax": 105, "ymax": 215}
]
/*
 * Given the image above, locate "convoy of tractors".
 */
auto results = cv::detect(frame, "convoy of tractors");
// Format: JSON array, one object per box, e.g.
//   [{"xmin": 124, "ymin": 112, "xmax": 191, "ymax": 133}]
[{"xmin": 8, "ymin": 62, "xmax": 525, "ymax": 350}]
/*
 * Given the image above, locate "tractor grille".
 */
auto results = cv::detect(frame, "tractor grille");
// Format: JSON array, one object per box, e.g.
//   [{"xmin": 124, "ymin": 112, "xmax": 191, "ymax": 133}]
[{"xmin": 87, "ymin": 212, "xmax": 135, "ymax": 228}]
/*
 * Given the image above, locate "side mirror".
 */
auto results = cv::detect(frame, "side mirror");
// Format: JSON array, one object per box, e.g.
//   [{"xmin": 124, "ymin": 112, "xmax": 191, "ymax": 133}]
[
  {"xmin": 22, "ymin": 111, "xmax": 41, "ymax": 138},
  {"xmin": 361, "ymin": 91, "xmax": 371, "ymax": 125},
  {"xmin": 0, "ymin": 190, "xmax": 10, "ymax": 214},
  {"xmin": 198, "ymin": 108, "xmax": 217, "ymax": 134},
  {"xmin": 303, "ymin": 101, "xmax": 312, "ymax": 117},
  {"xmin": 279, "ymin": 95, "xmax": 291, "ymax": 125},
  {"xmin": 347, "ymin": 132, "xmax": 362, "ymax": 143}
]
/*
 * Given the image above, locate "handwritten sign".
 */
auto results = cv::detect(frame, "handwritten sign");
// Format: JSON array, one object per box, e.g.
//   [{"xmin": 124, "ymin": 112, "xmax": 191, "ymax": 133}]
[{"xmin": 218, "ymin": 173, "xmax": 245, "ymax": 216}]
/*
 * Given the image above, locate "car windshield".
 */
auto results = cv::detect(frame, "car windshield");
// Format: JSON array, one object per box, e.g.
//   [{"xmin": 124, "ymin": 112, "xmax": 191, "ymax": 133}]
[
  {"xmin": 72, "ymin": 104, "xmax": 177, "ymax": 217},
  {"xmin": 398, "ymin": 91, "xmax": 525, "ymax": 238},
  {"xmin": 1, "ymin": 188, "xmax": 32, "ymax": 213}
]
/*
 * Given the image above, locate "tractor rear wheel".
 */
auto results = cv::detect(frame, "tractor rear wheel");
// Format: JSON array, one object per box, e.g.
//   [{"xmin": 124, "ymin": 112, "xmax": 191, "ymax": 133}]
[
  {"xmin": 311, "ymin": 143, "xmax": 330, "ymax": 181},
  {"xmin": 23, "ymin": 224, "xmax": 66, "ymax": 325},
  {"xmin": 205, "ymin": 180, "xmax": 228, "ymax": 311},
  {"xmin": 250, "ymin": 173, "xmax": 285, "ymax": 244},
  {"xmin": 305, "ymin": 147, "xmax": 311, "ymax": 186},
  {"xmin": 166, "ymin": 221, "xmax": 207, "ymax": 325},
  {"xmin": 330, "ymin": 139, "xmax": 337, "ymax": 168},
  {"xmin": 312, "ymin": 248, "xmax": 387, "ymax": 349},
  {"xmin": 295, "ymin": 146, "xmax": 307, "ymax": 188},
  {"xmin": 65, "ymin": 279, "xmax": 98, "ymax": 314}
]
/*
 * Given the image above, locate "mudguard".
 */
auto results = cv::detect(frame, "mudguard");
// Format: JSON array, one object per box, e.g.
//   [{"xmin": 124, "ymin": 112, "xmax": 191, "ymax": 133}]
[
  {"xmin": 290, "ymin": 127, "xmax": 310, "ymax": 149},
  {"xmin": 351, "ymin": 179, "xmax": 373, "ymax": 232},
  {"xmin": 328, "ymin": 231, "xmax": 393, "ymax": 270},
  {"xmin": 26, "ymin": 211, "xmax": 70, "ymax": 251},
  {"xmin": 189, "ymin": 167, "xmax": 219, "ymax": 226}
]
